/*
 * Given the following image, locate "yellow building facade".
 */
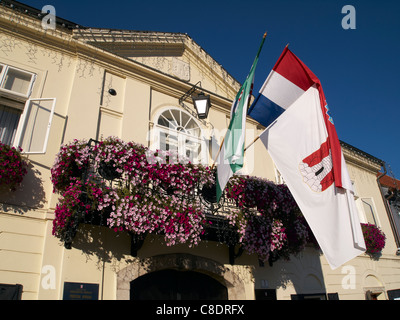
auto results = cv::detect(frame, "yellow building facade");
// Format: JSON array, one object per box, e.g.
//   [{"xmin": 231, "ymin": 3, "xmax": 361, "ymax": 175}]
[{"xmin": 0, "ymin": 2, "xmax": 399, "ymax": 300}]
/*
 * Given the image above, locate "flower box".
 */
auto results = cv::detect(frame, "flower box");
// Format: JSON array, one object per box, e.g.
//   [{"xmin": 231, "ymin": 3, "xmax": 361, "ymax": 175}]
[
  {"xmin": 361, "ymin": 223, "xmax": 386, "ymax": 256},
  {"xmin": 0, "ymin": 143, "xmax": 28, "ymax": 192},
  {"xmin": 51, "ymin": 136, "xmax": 318, "ymax": 264}
]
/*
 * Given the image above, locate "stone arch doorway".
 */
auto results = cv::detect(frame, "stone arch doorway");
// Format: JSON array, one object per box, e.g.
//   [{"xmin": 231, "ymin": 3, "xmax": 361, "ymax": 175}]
[
  {"xmin": 130, "ymin": 269, "xmax": 228, "ymax": 300},
  {"xmin": 116, "ymin": 253, "xmax": 248, "ymax": 300}
]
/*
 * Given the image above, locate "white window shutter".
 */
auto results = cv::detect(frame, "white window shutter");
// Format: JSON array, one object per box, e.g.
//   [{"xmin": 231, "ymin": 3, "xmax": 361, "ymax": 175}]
[{"xmin": 14, "ymin": 98, "xmax": 56, "ymax": 154}]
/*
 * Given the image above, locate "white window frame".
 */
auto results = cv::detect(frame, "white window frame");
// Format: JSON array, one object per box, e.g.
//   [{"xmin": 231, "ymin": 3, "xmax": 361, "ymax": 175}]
[
  {"xmin": 0, "ymin": 63, "xmax": 36, "ymax": 101},
  {"xmin": 152, "ymin": 107, "xmax": 207, "ymax": 165},
  {"xmin": 13, "ymin": 98, "xmax": 56, "ymax": 154},
  {"xmin": 351, "ymin": 180, "xmax": 359, "ymax": 199},
  {"xmin": 360, "ymin": 197, "xmax": 380, "ymax": 226}
]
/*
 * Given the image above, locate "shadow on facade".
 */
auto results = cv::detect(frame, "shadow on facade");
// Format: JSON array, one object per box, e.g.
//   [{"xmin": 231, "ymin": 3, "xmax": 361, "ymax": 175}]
[
  {"xmin": 66, "ymin": 224, "xmax": 329, "ymax": 300},
  {"xmin": 268, "ymin": 248, "xmax": 328, "ymax": 300},
  {"xmin": 70, "ymin": 224, "xmax": 136, "ymax": 267},
  {"xmin": 0, "ymin": 162, "xmax": 46, "ymax": 214}
]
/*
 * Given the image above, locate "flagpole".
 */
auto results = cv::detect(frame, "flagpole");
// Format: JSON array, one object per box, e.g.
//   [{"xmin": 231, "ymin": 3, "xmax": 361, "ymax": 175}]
[
  {"xmin": 242, "ymin": 42, "xmax": 288, "ymax": 155},
  {"xmin": 211, "ymin": 136, "xmax": 225, "ymax": 170},
  {"xmin": 244, "ymin": 135, "xmax": 260, "ymax": 153},
  {"xmin": 241, "ymin": 31, "xmax": 267, "ymax": 166},
  {"xmin": 211, "ymin": 32, "xmax": 267, "ymax": 171}
]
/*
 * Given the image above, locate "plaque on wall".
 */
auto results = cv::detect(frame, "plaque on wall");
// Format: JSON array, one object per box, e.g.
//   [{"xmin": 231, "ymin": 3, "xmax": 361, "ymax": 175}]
[{"xmin": 63, "ymin": 282, "xmax": 99, "ymax": 300}]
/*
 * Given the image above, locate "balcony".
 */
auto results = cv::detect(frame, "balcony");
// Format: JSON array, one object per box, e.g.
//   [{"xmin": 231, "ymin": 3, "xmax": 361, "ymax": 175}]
[{"xmin": 50, "ymin": 136, "xmax": 323, "ymax": 265}]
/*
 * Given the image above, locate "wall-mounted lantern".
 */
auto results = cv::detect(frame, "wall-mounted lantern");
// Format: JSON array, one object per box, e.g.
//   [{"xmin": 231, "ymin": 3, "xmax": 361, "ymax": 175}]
[{"xmin": 179, "ymin": 81, "xmax": 211, "ymax": 120}]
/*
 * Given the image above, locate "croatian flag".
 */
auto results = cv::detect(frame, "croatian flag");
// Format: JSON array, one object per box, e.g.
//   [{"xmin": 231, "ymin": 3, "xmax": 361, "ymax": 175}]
[
  {"xmin": 248, "ymin": 47, "xmax": 346, "ymax": 188},
  {"xmin": 251, "ymin": 47, "xmax": 366, "ymax": 269}
]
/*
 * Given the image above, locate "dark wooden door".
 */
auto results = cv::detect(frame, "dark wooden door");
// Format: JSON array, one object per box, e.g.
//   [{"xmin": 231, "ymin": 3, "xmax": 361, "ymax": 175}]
[{"xmin": 130, "ymin": 269, "xmax": 228, "ymax": 300}]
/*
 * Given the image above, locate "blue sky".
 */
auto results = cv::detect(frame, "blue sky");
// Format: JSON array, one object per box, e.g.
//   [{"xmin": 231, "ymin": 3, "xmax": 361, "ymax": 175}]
[{"xmin": 18, "ymin": 0, "xmax": 400, "ymax": 179}]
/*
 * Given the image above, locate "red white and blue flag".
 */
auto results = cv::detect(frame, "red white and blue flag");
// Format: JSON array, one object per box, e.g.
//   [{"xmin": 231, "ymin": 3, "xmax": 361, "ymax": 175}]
[
  {"xmin": 250, "ymin": 47, "xmax": 366, "ymax": 269},
  {"xmin": 248, "ymin": 47, "xmax": 345, "ymax": 188}
]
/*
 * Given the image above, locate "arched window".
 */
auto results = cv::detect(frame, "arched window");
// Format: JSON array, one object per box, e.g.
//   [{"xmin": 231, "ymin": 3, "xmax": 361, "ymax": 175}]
[{"xmin": 153, "ymin": 108, "xmax": 206, "ymax": 164}]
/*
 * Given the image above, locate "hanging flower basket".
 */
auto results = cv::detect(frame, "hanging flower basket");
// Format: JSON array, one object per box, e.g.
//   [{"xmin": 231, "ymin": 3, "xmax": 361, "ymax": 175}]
[
  {"xmin": 51, "ymin": 136, "xmax": 316, "ymax": 263},
  {"xmin": 361, "ymin": 223, "xmax": 386, "ymax": 255},
  {"xmin": 0, "ymin": 143, "xmax": 28, "ymax": 192},
  {"xmin": 51, "ymin": 139, "xmax": 91, "ymax": 192},
  {"xmin": 200, "ymin": 170, "xmax": 218, "ymax": 204}
]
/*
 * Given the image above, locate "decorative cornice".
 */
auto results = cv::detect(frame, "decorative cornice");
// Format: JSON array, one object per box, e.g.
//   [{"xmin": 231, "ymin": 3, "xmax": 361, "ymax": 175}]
[
  {"xmin": 341, "ymin": 141, "xmax": 383, "ymax": 173},
  {"xmin": 0, "ymin": 5, "xmax": 236, "ymax": 112},
  {"xmin": 73, "ymin": 28, "xmax": 242, "ymax": 98}
]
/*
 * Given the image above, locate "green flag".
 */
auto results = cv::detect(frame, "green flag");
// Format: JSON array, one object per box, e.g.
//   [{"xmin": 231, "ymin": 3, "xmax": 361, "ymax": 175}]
[{"xmin": 216, "ymin": 33, "xmax": 266, "ymax": 201}]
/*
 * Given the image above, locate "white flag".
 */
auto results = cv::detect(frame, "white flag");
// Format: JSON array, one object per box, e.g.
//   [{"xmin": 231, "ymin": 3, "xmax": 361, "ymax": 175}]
[{"xmin": 260, "ymin": 85, "xmax": 365, "ymax": 269}]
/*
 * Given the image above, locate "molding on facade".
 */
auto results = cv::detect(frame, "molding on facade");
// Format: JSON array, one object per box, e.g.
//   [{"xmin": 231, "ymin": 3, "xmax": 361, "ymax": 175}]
[
  {"xmin": 0, "ymin": 5, "xmax": 236, "ymax": 115},
  {"xmin": 341, "ymin": 142, "xmax": 383, "ymax": 174},
  {"xmin": 72, "ymin": 28, "xmax": 241, "ymax": 94}
]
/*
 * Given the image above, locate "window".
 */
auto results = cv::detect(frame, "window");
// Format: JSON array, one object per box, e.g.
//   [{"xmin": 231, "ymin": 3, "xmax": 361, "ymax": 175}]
[
  {"xmin": 291, "ymin": 293, "xmax": 327, "ymax": 300},
  {"xmin": 154, "ymin": 108, "xmax": 206, "ymax": 164},
  {"xmin": 0, "ymin": 63, "xmax": 36, "ymax": 100},
  {"xmin": 14, "ymin": 98, "xmax": 56, "ymax": 154},
  {"xmin": 291, "ymin": 292, "xmax": 339, "ymax": 300},
  {"xmin": 0, "ymin": 283, "xmax": 23, "ymax": 300},
  {"xmin": 361, "ymin": 198, "xmax": 378, "ymax": 225},
  {"xmin": 387, "ymin": 289, "xmax": 400, "ymax": 300},
  {"xmin": 0, "ymin": 63, "xmax": 56, "ymax": 154},
  {"xmin": 0, "ymin": 104, "xmax": 22, "ymax": 146},
  {"xmin": 365, "ymin": 289, "xmax": 386, "ymax": 300}
]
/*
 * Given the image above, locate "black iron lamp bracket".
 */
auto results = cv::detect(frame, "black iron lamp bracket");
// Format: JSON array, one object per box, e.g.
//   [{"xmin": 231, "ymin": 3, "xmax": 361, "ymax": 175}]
[{"xmin": 179, "ymin": 81, "xmax": 203, "ymax": 105}]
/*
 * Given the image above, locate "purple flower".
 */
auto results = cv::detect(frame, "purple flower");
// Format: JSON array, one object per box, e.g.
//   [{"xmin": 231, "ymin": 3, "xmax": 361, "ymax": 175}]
[
  {"xmin": 51, "ymin": 136, "xmax": 313, "ymax": 262},
  {"xmin": 361, "ymin": 223, "xmax": 386, "ymax": 254},
  {"xmin": 0, "ymin": 142, "xmax": 28, "ymax": 191}
]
